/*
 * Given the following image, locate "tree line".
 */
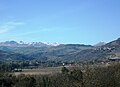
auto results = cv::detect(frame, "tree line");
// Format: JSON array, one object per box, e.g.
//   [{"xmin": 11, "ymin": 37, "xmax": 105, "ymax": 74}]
[{"xmin": 0, "ymin": 62, "xmax": 120, "ymax": 87}]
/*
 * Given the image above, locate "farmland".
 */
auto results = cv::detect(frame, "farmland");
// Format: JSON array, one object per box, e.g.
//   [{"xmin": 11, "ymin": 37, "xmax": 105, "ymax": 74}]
[{"xmin": 13, "ymin": 67, "xmax": 62, "ymax": 76}]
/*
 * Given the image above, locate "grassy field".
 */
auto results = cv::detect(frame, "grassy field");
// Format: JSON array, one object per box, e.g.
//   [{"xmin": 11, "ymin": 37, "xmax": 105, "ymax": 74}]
[
  {"xmin": 13, "ymin": 66, "xmax": 63, "ymax": 76},
  {"xmin": 12, "ymin": 65, "xmax": 79, "ymax": 76}
]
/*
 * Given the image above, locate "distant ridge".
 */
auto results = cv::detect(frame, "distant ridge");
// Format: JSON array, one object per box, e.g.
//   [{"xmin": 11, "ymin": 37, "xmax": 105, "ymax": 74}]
[
  {"xmin": 0, "ymin": 41, "xmax": 60, "ymax": 47},
  {"xmin": 94, "ymin": 42, "xmax": 106, "ymax": 47},
  {"xmin": 105, "ymin": 38, "xmax": 120, "ymax": 47},
  {"xmin": 0, "ymin": 38, "xmax": 120, "ymax": 62}
]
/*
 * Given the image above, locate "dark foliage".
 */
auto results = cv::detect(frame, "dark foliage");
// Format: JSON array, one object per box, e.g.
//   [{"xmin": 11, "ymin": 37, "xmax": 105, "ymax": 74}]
[{"xmin": 0, "ymin": 63, "xmax": 120, "ymax": 87}]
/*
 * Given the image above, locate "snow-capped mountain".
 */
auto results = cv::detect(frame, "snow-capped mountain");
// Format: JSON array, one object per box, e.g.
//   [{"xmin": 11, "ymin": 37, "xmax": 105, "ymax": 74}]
[
  {"xmin": 94, "ymin": 42, "xmax": 106, "ymax": 47},
  {"xmin": 0, "ymin": 41, "xmax": 60, "ymax": 47}
]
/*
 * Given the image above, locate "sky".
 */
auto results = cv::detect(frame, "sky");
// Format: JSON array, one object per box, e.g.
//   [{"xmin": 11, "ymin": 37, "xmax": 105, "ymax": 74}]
[{"xmin": 0, "ymin": 0, "xmax": 120, "ymax": 45}]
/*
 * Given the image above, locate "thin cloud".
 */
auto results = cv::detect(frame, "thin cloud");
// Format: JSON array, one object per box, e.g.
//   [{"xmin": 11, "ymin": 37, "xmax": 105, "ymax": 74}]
[
  {"xmin": 14, "ymin": 27, "xmax": 59, "ymax": 36},
  {"xmin": 0, "ymin": 29, "xmax": 9, "ymax": 34},
  {"xmin": 6, "ymin": 21, "xmax": 25, "ymax": 26},
  {"xmin": 0, "ymin": 21, "xmax": 25, "ymax": 34}
]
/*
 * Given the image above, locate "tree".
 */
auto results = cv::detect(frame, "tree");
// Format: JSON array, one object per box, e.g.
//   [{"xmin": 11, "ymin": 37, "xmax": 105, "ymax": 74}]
[{"xmin": 61, "ymin": 67, "xmax": 69, "ymax": 74}]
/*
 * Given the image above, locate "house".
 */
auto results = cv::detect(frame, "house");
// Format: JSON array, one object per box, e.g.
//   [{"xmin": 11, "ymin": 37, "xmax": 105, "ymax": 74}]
[{"xmin": 109, "ymin": 57, "xmax": 120, "ymax": 61}]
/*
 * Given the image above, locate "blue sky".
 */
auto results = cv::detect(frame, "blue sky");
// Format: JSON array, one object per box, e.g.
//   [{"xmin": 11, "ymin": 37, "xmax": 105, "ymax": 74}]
[{"xmin": 0, "ymin": 0, "xmax": 120, "ymax": 45}]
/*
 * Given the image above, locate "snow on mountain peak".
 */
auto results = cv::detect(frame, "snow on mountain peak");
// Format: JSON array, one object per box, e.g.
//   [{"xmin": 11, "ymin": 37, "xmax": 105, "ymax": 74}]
[{"xmin": 0, "ymin": 41, "xmax": 61, "ymax": 47}]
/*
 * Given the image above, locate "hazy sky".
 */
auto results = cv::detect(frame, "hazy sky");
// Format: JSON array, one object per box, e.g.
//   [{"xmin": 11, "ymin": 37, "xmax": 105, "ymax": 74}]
[{"xmin": 0, "ymin": 0, "xmax": 120, "ymax": 45}]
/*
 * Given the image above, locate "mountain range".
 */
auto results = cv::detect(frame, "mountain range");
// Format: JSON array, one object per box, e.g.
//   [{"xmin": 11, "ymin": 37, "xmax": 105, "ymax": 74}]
[
  {"xmin": 0, "ymin": 38, "xmax": 120, "ymax": 62},
  {"xmin": 94, "ymin": 42, "xmax": 106, "ymax": 47},
  {"xmin": 0, "ymin": 41, "xmax": 60, "ymax": 47}
]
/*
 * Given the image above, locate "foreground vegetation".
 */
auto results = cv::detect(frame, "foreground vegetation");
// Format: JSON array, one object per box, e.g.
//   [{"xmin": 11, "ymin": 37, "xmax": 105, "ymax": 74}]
[{"xmin": 0, "ymin": 62, "xmax": 120, "ymax": 87}]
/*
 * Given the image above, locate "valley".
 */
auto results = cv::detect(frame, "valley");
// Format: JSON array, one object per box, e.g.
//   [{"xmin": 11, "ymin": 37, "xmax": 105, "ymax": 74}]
[{"xmin": 0, "ymin": 38, "xmax": 120, "ymax": 87}]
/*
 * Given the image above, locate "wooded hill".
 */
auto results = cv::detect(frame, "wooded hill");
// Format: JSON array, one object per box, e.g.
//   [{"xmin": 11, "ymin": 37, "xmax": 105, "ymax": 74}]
[{"xmin": 0, "ymin": 38, "xmax": 120, "ymax": 62}]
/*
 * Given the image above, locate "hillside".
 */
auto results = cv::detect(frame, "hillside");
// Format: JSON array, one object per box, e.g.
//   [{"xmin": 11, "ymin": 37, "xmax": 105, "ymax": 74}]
[
  {"xmin": 0, "ymin": 38, "xmax": 120, "ymax": 62},
  {"xmin": 61, "ymin": 38, "xmax": 120, "ymax": 62},
  {"xmin": 0, "ymin": 50, "xmax": 29, "ymax": 61},
  {"xmin": 0, "ymin": 44, "xmax": 94, "ymax": 61}
]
